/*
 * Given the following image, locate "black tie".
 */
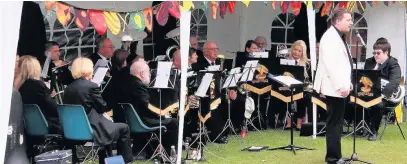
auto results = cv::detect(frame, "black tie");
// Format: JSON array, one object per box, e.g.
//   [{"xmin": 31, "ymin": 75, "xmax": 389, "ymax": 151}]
[
  {"xmin": 295, "ymin": 61, "xmax": 298, "ymax": 66},
  {"xmin": 211, "ymin": 62, "xmax": 215, "ymax": 66},
  {"xmin": 377, "ymin": 63, "xmax": 382, "ymax": 70}
]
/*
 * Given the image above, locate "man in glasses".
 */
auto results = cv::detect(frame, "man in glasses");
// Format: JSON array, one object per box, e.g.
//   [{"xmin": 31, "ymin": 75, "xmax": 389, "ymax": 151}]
[
  {"xmin": 363, "ymin": 37, "xmax": 401, "ymax": 141},
  {"xmin": 89, "ymin": 37, "xmax": 115, "ymax": 69}
]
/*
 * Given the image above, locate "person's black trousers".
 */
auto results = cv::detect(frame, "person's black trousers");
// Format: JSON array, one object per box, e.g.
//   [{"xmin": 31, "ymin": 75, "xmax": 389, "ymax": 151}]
[{"xmin": 325, "ymin": 96, "xmax": 346, "ymax": 162}]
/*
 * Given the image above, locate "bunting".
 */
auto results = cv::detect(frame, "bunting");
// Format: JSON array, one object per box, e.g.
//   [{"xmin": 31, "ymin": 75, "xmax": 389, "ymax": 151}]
[{"xmin": 357, "ymin": 1, "xmax": 366, "ymax": 14}]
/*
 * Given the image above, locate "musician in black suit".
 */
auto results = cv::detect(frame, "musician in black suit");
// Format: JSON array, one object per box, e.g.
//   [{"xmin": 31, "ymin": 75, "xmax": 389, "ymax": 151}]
[
  {"xmin": 119, "ymin": 60, "xmax": 178, "ymax": 156},
  {"xmin": 88, "ymin": 38, "xmax": 114, "ymax": 69},
  {"xmin": 190, "ymin": 36, "xmax": 204, "ymax": 59},
  {"xmin": 363, "ymin": 38, "xmax": 401, "ymax": 141},
  {"xmin": 254, "ymin": 36, "xmax": 269, "ymax": 52},
  {"xmin": 15, "ymin": 56, "xmax": 61, "ymax": 134},
  {"xmin": 191, "ymin": 41, "xmax": 228, "ymax": 144},
  {"xmin": 63, "ymin": 57, "xmax": 133, "ymax": 163}
]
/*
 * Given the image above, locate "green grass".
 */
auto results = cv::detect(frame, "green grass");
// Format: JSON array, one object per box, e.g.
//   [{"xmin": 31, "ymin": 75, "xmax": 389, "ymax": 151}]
[{"xmin": 132, "ymin": 123, "xmax": 407, "ymax": 164}]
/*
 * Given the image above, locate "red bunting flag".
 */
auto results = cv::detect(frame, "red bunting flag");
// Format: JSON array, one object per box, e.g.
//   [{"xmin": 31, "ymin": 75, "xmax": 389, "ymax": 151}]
[
  {"xmin": 291, "ymin": 1, "xmax": 302, "ymax": 16},
  {"xmin": 89, "ymin": 10, "xmax": 107, "ymax": 35},
  {"xmin": 338, "ymin": 2, "xmax": 348, "ymax": 8},
  {"xmin": 168, "ymin": 1, "xmax": 180, "ymax": 19},
  {"xmin": 219, "ymin": 1, "xmax": 228, "ymax": 19},
  {"xmin": 156, "ymin": 2, "xmax": 169, "ymax": 26},
  {"xmin": 228, "ymin": 1, "xmax": 236, "ymax": 14},
  {"xmin": 281, "ymin": 1, "xmax": 289, "ymax": 14}
]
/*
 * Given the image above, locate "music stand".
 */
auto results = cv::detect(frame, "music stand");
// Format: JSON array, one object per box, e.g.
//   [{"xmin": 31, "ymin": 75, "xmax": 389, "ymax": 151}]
[
  {"xmin": 268, "ymin": 75, "xmax": 315, "ymax": 154},
  {"xmin": 220, "ymin": 68, "xmax": 243, "ymax": 136},
  {"xmin": 239, "ymin": 60, "xmax": 262, "ymax": 132},
  {"xmin": 147, "ymin": 61, "xmax": 177, "ymax": 162}
]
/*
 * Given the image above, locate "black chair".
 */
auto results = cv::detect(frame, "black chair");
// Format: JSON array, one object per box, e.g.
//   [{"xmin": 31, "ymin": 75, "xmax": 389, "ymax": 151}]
[{"xmin": 379, "ymin": 106, "xmax": 405, "ymax": 141}]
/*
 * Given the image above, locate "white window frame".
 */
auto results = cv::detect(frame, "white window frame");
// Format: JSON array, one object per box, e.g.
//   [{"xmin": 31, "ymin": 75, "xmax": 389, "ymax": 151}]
[
  {"xmin": 190, "ymin": 9, "xmax": 208, "ymax": 48},
  {"xmin": 270, "ymin": 13, "xmax": 296, "ymax": 47}
]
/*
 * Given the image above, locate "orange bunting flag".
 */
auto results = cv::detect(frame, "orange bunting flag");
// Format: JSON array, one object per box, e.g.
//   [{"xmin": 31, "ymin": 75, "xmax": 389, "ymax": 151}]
[
  {"xmin": 228, "ymin": 1, "xmax": 236, "ymax": 14},
  {"xmin": 44, "ymin": 1, "xmax": 55, "ymax": 15},
  {"xmin": 156, "ymin": 2, "xmax": 169, "ymax": 26},
  {"xmin": 74, "ymin": 9, "xmax": 89, "ymax": 31},
  {"xmin": 219, "ymin": 1, "xmax": 228, "ymax": 19},
  {"xmin": 89, "ymin": 10, "xmax": 107, "ymax": 35},
  {"xmin": 55, "ymin": 2, "xmax": 71, "ymax": 26},
  {"xmin": 373, "ymin": 1, "xmax": 380, "ymax": 6},
  {"xmin": 291, "ymin": 1, "xmax": 302, "ymax": 16},
  {"xmin": 211, "ymin": 1, "xmax": 219, "ymax": 20},
  {"xmin": 168, "ymin": 1, "xmax": 180, "ymax": 19},
  {"xmin": 143, "ymin": 8, "xmax": 153, "ymax": 32},
  {"xmin": 281, "ymin": 1, "xmax": 289, "ymax": 14},
  {"xmin": 271, "ymin": 1, "xmax": 276, "ymax": 10},
  {"xmin": 321, "ymin": 1, "xmax": 333, "ymax": 16}
]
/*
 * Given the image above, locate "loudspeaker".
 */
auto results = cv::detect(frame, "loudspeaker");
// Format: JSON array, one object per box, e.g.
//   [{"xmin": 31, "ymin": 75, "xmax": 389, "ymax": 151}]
[{"xmin": 300, "ymin": 122, "xmax": 326, "ymax": 137}]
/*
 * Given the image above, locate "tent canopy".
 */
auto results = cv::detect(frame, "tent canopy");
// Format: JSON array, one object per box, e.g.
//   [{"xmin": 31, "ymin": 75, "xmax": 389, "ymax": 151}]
[{"xmin": 61, "ymin": 1, "xmax": 155, "ymax": 12}]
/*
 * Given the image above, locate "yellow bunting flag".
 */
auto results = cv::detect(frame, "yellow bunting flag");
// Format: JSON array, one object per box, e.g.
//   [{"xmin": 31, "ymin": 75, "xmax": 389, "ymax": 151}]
[
  {"xmin": 130, "ymin": 12, "xmax": 145, "ymax": 32},
  {"xmin": 55, "ymin": 2, "xmax": 71, "ymax": 26},
  {"xmin": 103, "ymin": 11, "xmax": 121, "ymax": 35},
  {"xmin": 347, "ymin": 1, "xmax": 356, "ymax": 12},
  {"xmin": 242, "ymin": 1, "xmax": 250, "ymax": 7},
  {"xmin": 181, "ymin": 1, "xmax": 195, "ymax": 12}
]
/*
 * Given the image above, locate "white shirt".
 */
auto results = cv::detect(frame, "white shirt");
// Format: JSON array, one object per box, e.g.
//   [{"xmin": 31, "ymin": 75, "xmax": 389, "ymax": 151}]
[
  {"xmin": 205, "ymin": 56, "xmax": 215, "ymax": 65},
  {"xmin": 98, "ymin": 53, "xmax": 111, "ymax": 68},
  {"xmin": 374, "ymin": 58, "xmax": 387, "ymax": 70}
]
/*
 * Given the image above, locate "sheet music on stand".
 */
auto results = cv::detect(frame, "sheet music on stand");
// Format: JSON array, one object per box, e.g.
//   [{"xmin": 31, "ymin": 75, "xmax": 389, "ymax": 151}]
[
  {"xmin": 207, "ymin": 65, "xmax": 220, "ymax": 71},
  {"xmin": 195, "ymin": 73, "xmax": 213, "ymax": 98},
  {"xmin": 222, "ymin": 68, "xmax": 242, "ymax": 89},
  {"xmin": 271, "ymin": 75, "xmax": 303, "ymax": 87},
  {"xmin": 250, "ymin": 52, "xmax": 268, "ymax": 58},
  {"xmin": 91, "ymin": 67, "xmax": 109, "ymax": 87},
  {"xmin": 152, "ymin": 62, "xmax": 175, "ymax": 89},
  {"xmin": 94, "ymin": 59, "xmax": 109, "ymax": 71},
  {"xmin": 240, "ymin": 60, "xmax": 258, "ymax": 82}
]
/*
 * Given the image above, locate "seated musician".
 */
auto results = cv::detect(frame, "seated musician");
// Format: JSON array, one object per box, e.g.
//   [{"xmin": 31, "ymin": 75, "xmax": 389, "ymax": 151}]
[
  {"xmin": 89, "ymin": 38, "xmax": 114, "ymax": 69},
  {"xmin": 120, "ymin": 59, "xmax": 178, "ymax": 156},
  {"xmin": 63, "ymin": 57, "xmax": 133, "ymax": 163},
  {"xmin": 191, "ymin": 41, "xmax": 228, "ymax": 144},
  {"xmin": 43, "ymin": 41, "xmax": 68, "ymax": 95},
  {"xmin": 254, "ymin": 36, "xmax": 268, "ymax": 52},
  {"xmin": 364, "ymin": 38, "xmax": 401, "ymax": 141},
  {"xmin": 230, "ymin": 40, "xmax": 261, "ymax": 129},
  {"xmin": 285, "ymin": 40, "xmax": 311, "ymax": 130},
  {"xmin": 104, "ymin": 49, "xmax": 130, "ymax": 123},
  {"xmin": 15, "ymin": 55, "xmax": 61, "ymax": 134}
]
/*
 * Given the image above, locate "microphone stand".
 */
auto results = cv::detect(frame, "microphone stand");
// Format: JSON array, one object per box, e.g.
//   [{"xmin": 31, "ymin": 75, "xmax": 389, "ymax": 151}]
[{"xmin": 344, "ymin": 32, "xmax": 370, "ymax": 164}]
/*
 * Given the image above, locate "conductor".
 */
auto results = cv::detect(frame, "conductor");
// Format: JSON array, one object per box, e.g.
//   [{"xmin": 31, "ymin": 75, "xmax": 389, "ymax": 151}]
[{"xmin": 313, "ymin": 8, "xmax": 353, "ymax": 164}]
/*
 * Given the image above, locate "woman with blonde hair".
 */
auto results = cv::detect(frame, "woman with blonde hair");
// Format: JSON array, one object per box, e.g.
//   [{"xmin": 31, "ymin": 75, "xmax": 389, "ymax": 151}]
[
  {"xmin": 286, "ymin": 40, "xmax": 312, "ymax": 130},
  {"xmin": 16, "ymin": 55, "xmax": 60, "ymax": 134},
  {"xmin": 63, "ymin": 57, "xmax": 133, "ymax": 163}
]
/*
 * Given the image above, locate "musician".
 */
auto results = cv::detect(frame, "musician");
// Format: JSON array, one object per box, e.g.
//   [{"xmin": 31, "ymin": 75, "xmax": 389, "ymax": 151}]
[
  {"xmin": 103, "ymin": 49, "xmax": 130, "ymax": 123},
  {"xmin": 191, "ymin": 41, "xmax": 228, "ymax": 144},
  {"xmin": 63, "ymin": 57, "xmax": 133, "ymax": 163},
  {"xmin": 120, "ymin": 60, "xmax": 178, "ymax": 155},
  {"xmin": 15, "ymin": 55, "xmax": 61, "ymax": 134},
  {"xmin": 190, "ymin": 36, "xmax": 203, "ymax": 59},
  {"xmin": 254, "ymin": 36, "xmax": 268, "ymax": 52},
  {"xmin": 89, "ymin": 37, "xmax": 114, "ymax": 68},
  {"xmin": 313, "ymin": 8, "xmax": 353, "ymax": 164},
  {"xmin": 43, "ymin": 41, "xmax": 67, "ymax": 93},
  {"xmin": 285, "ymin": 40, "xmax": 311, "ymax": 130},
  {"xmin": 364, "ymin": 38, "xmax": 401, "ymax": 141}
]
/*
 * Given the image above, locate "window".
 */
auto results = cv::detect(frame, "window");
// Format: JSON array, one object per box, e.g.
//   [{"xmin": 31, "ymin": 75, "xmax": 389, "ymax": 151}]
[
  {"xmin": 345, "ymin": 13, "xmax": 367, "ymax": 61},
  {"xmin": 43, "ymin": 12, "xmax": 103, "ymax": 62},
  {"xmin": 190, "ymin": 9, "xmax": 208, "ymax": 49},
  {"xmin": 270, "ymin": 13, "xmax": 296, "ymax": 51}
]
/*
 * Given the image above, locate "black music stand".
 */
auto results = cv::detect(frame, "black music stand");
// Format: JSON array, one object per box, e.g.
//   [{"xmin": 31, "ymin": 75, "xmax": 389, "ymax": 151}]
[
  {"xmin": 268, "ymin": 75, "xmax": 315, "ymax": 154},
  {"xmin": 239, "ymin": 60, "xmax": 262, "ymax": 132},
  {"xmin": 147, "ymin": 62, "xmax": 177, "ymax": 162},
  {"xmin": 221, "ymin": 68, "xmax": 243, "ymax": 136},
  {"xmin": 344, "ymin": 40, "xmax": 371, "ymax": 164}
]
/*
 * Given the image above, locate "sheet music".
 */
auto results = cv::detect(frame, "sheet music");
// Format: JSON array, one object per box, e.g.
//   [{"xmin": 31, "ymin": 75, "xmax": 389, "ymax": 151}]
[
  {"xmin": 272, "ymin": 75, "xmax": 303, "ymax": 86},
  {"xmin": 240, "ymin": 60, "xmax": 258, "ymax": 82},
  {"xmin": 91, "ymin": 67, "xmax": 109, "ymax": 87},
  {"xmin": 280, "ymin": 59, "xmax": 296, "ymax": 66},
  {"xmin": 154, "ymin": 62, "xmax": 173, "ymax": 88},
  {"xmin": 250, "ymin": 52, "xmax": 268, "ymax": 58},
  {"xmin": 155, "ymin": 55, "xmax": 167, "ymax": 61},
  {"xmin": 94, "ymin": 59, "xmax": 109, "ymax": 70},
  {"xmin": 223, "ymin": 73, "xmax": 242, "ymax": 88},
  {"xmin": 353, "ymin": 62, "xmax": 365, "ymax": 70},
  {"xmin": 207, "ymin": 65, "xmax": 220, "ymax": 71},
  {"xmin": 230, "ymin": 67, "xmax": 241, "ymax": 74},
  {"xmin": 195, "ymin": 73, "xmax": 214, "ymax": 97}
]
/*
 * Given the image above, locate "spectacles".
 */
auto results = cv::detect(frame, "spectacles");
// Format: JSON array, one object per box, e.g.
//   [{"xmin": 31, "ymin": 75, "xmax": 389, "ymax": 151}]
[
  {"xmin": 372, "ymin": 52, "xmax": 382, "ymax": 56},
  {"xmin": 205, "ymin": 48, "xmax": 219, "ymax": 51}
]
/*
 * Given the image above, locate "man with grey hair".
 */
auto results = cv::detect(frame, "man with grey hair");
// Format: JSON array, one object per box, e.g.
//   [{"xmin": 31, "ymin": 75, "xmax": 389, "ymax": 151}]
[
  {"xmin": 254, "ymin": 36, "xmax": 268, "ymax": 52},
  {"xmin": 89, "ymin": 37, "xmax": 115, "ymax": 68},
  {"xmin": 121, "ymin": 60, "xmax": 179, "ymax": 157}
]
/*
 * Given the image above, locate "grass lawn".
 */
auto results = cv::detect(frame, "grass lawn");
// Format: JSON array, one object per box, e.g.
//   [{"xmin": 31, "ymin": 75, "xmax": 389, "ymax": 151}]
[{"xmin": 132, "ymin": 123, "xmax": 407, "ymax": 164}]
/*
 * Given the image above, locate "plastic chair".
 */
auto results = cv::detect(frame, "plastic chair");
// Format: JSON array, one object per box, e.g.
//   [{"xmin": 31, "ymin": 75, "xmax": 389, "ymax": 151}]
[
  {"xmin": 379, "ymin": 106, "xmax": 405, "ymax": 141},
  {"xmin": 119, "ymin": 103, "xmax": 166, "ymax": 158},
  {"xmin": 57, "ymin": 104, "xmax": 113, "ymax": 164}
]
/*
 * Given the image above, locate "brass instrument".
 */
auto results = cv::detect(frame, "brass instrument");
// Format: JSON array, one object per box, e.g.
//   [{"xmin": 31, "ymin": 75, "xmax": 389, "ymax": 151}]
[
  {"xmin": 277, "ymin": 44, "xmax": 290, "ymax": 58},
  {"xmin": 380, "ymin": 78, "xmax": 405, "ymax": 104},
  {"xmin": 165, "ymin": 45, "xmax": 179, "ymax": 61},
  {"xmin": 303, "ymin": 62, "xmax": 313, "ymax": 92},
  {"xmin": 217, "ymin": 54, "xmax": 225, "ymax": 71}
]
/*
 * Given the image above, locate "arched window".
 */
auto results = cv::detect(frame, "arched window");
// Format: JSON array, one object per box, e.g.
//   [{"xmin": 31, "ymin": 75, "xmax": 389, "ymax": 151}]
[
  {"xmin": 270, "ymin": 13, "xmax": 296, "ymax": 52},
  {"xmin": 44, "ymin": 13, "xmax": 102, "ymax": 62},
  {"xmin": 190, "ymin": 9, "xmax": 208, "ymax": 49},
  {"xmin": 345, "ymin": 13, "xmax": 368, "ymax": 61}
]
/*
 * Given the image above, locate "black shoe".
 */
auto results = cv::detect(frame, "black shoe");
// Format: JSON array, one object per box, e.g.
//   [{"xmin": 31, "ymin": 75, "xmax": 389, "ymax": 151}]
[
  {"xmin": 214, "ymin": 136, "xmax": 228, "ymax": 144},
  {"xmin": 326, "ymin": 158, "xmax": 346, "ymax": 164},
  {"xmin": 368, "ymin": 134, "xmax": 377, "ymax": 141}
]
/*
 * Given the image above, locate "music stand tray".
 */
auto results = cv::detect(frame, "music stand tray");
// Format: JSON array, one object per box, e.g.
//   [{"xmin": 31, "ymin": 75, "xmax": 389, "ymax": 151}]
[{"xmin": 267, "ymin": 75, "xmax": 315, "ymax": 154}]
